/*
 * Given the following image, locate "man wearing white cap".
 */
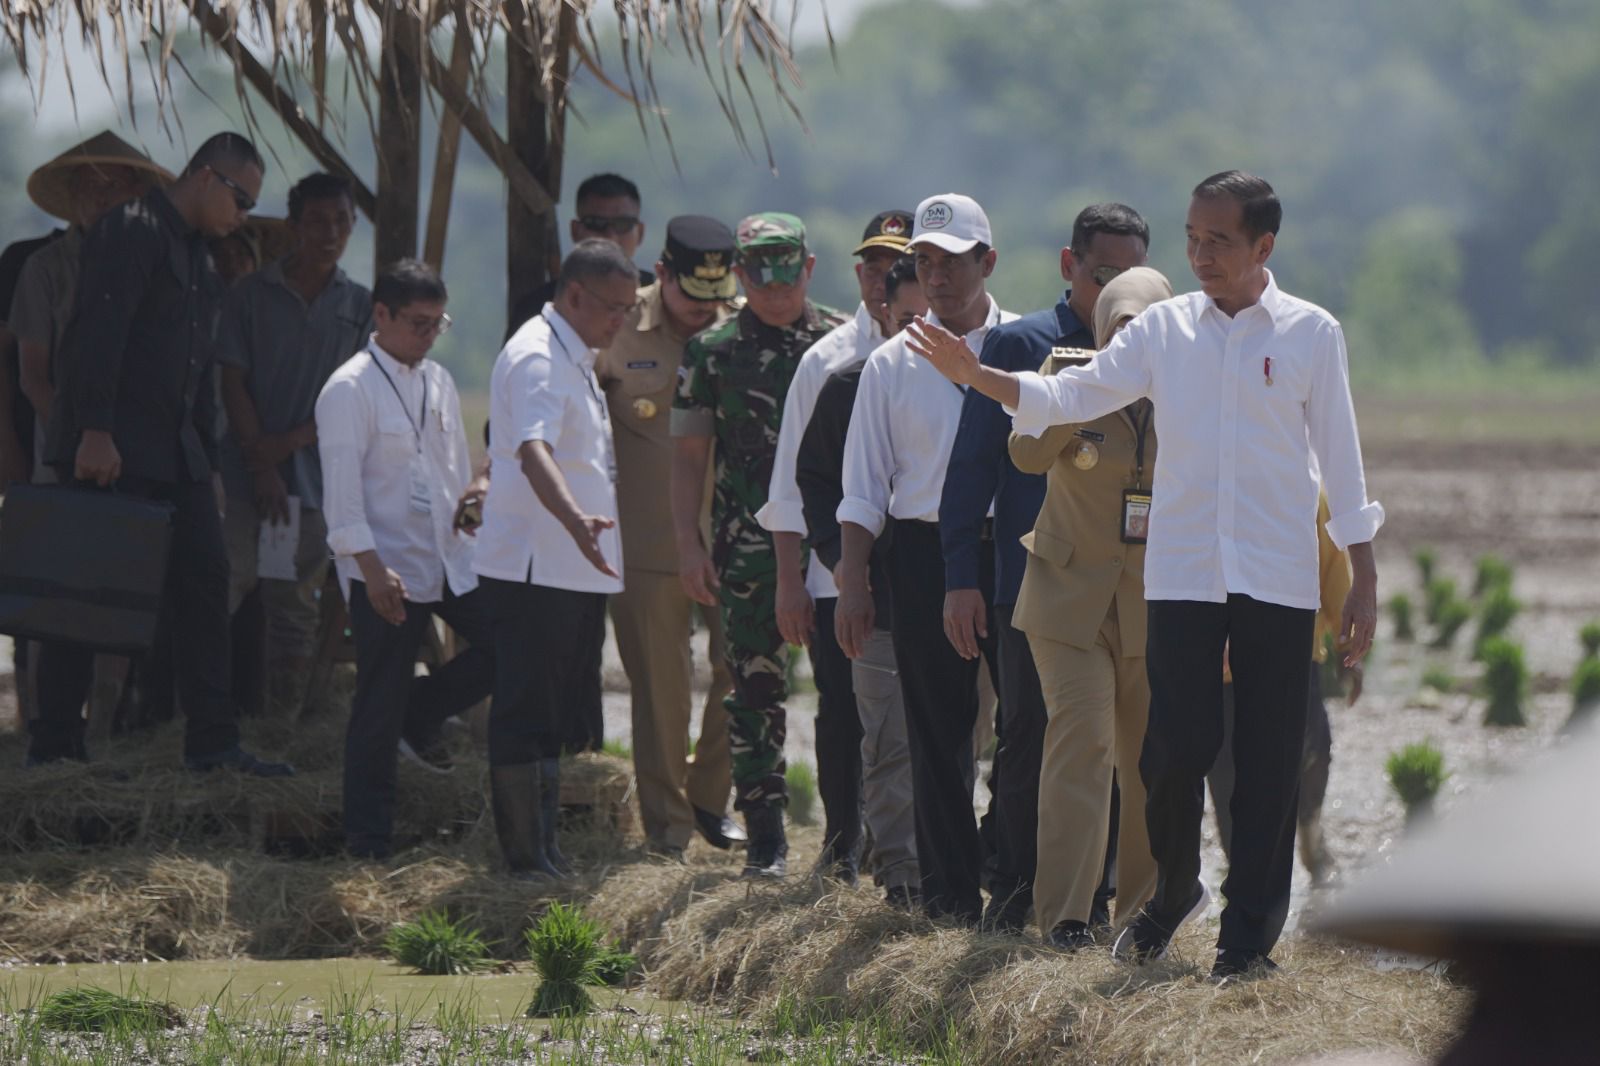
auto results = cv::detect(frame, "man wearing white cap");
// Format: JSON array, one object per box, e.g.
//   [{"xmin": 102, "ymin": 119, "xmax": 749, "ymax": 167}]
[{"xmin": 835, "ymin": 193, "xmax": 1018, "ymax": 924}]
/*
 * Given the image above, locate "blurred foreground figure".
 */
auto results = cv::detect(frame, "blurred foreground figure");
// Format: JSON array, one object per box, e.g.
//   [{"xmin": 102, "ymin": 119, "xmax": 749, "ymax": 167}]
[{"xmin": 1312, "ymin": 720, "xmax": 1600, "ymax": 1065}]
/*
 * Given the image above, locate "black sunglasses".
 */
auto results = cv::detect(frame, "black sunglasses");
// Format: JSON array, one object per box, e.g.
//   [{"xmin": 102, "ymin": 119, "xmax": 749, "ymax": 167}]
[
  {"xmin": 578, "ymin": 214, "xmax": 640, "ymax": 235},
  {"xmin": 208, "ymin": 166, "xmax": 256, "ymax": 213}
]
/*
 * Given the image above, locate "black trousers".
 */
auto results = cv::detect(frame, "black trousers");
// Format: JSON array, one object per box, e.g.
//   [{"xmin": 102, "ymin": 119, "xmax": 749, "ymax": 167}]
[
  {"xmin": 345, "ymin": 580, "xmax": 493, "ymax": 852},
  {"xmin": 482, "ymin": 577, "xmax": 608, "ymax": 766},
  {"xmin": 1141, "ymin": 595, "xmax": 1315, "ymax": 954},
  {"xmin": 31, "ymin": 478, "xmax": 236, "ymax": 762},
  {"xmin": 811, "ymin": 596, "xmax": 863, "ymax": 859},
  {"xmin": 889, "ymin": 519, "xmax": 997, "ymax": 923},
  {"xmin": 989, "ymin": 603, "xmax": 1047, "ymax": 911},
  {"xmin": 563, "ymin": 608, "xmax": 607, "ymax": 753}
]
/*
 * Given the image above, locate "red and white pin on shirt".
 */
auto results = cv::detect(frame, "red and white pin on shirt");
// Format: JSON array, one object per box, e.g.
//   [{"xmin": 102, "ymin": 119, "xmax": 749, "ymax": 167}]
[{"xmin": 1263, "ymin": 356, "xmax": 1274, "ymax": 387}]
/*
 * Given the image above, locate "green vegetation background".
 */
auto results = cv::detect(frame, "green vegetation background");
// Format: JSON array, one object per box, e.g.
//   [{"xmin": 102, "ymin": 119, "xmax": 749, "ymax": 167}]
[{"xmin": 4, "ymin": 0, "xmax": 1599, "ymax": 394}]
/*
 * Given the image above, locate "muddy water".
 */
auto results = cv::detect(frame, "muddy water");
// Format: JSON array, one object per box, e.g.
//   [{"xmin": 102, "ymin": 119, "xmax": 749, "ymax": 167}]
[{"xmin": 0, "ymin": 958, "xmax": 667, "ymax": 1023}]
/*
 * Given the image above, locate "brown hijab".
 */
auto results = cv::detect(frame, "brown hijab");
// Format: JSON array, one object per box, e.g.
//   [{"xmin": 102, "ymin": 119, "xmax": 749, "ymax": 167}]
[{"xmin": 1091, "ymin": 266, "xmax": 1175, "ymax": 350}]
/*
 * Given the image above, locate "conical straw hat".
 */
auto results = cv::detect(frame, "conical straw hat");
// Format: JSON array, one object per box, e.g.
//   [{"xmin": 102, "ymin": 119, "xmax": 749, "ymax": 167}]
[
  {"xmin": 1314, "ymin": 718, "xmax": 1600, "ymax": 957},
  {"xmin": 27, "ymin": 130, "xmax": 174, "ymax": 222}
]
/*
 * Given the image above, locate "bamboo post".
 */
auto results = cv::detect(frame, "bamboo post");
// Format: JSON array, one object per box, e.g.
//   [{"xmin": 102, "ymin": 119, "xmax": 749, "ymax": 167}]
[
  {"xmin": 375, "ymin": 10, "xmax": 422, "ymax": 270},
  {"xmin": 421, "ymin": 10, "xmax": 472, "ymax": 270}
]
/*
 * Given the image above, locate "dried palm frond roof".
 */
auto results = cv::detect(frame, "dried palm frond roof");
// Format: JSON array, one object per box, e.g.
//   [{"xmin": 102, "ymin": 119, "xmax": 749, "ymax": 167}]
[{"xmin": 1, "ymin": 0, "xmax": 827, "ymax": 179}]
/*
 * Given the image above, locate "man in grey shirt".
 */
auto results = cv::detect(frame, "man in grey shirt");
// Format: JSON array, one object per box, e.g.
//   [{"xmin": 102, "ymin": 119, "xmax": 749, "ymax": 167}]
[{"xmin": 219, "ymin": 172, "xmax": 372, "ymax": 719}]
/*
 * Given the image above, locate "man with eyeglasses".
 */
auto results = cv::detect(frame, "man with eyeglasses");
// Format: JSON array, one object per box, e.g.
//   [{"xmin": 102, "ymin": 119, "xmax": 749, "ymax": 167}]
[
  {"xmin": 31, "ymin": 132, "xmax": 292, "ymax": 775},
  {"xmin": 217, "ymin": 173, "xmax": 373, "ymax": 728},
  {"xmin": 671, "ymin": 212, "xmax": 846, "ymax": 878},
  {"xmin": 938, "ymin": 202, "xmax": 1150, "ymax": 934},
  {"xmin": 316, "ymin": 258, "xmax": 491, "ymax": 859},
  {"xmin": 474, "ymin": 239, "xmax": 638, "ymax": 878},
  {"xmin": 511, "ymin": 173, "xmax": 654, "ymax": 334}
]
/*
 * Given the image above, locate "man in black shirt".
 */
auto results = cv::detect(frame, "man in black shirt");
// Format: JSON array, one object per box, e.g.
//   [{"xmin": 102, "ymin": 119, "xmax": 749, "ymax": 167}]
[{"xmin": 31, "ymin": 132, "xmax": 292, "ymax": 776}]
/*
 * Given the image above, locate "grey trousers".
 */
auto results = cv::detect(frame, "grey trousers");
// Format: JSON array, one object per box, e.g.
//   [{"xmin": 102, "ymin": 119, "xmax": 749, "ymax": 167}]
[{"xmin": 852, "ymin": 627, "xmax": 918, "ymax": 891}]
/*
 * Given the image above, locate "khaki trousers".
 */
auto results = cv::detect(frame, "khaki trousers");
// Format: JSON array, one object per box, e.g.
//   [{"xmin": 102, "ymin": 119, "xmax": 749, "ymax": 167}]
[
  {"xmin": 1028, "ymin": 602, "xmax": 1158, "ymax": 933},
  {"xmin": 851, "ymin": 627, "xmax": 918, "ymax": 890},
  {"xmin": 610, "ymin": 569, "xmax": 734, "ymax": 849}
]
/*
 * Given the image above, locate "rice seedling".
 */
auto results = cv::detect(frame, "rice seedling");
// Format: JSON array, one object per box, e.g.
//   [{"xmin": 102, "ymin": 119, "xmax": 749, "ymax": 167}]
[
  {"xmin": 384, "ymin": 909, "xmax": 490, "ymax": 975},
  {"xmin": 1479, "ymin": 638, "xmax": 1528, "ymax": 727},
  {"xmin": 786, "ymin": 760, "xmax": 819, "ymax": 826},
  {"xmin": 1472, "ymin": 586, "xmax": 1521, "ymax": 658},
  {"xmin": 1413, "ymin": 545, "xmax": 1437, "ymax": 587},
  {"xmin": 1386, "ymin": 742, "xmax": 1448, "ymax": 821},
  {"xmin": 1580, "ymin": 620, "xmax": 1600, "ymax": 660},
  {"xmin": 1570, "ymin": 658, "xmax": 1600, "ymax": 725},
  {"xmin": 1429, "ymin": 598, "xmax": 1473, "ymax": 649},
  {"xmin": 35, "ymin": 986, "xmax": 183, "ymax": 1032},
  {"xmin": 1471, "ymin": 554, "xmax": 1513, "ymax": 598},
  {"xmin": 1421, "ymin": 667, "xmax": 1455, "ymax": 694},
  {"xmin": 1388, "ymin": 592, "xmax": 1415, "ymax": 641},
  {"xmin": 1423, "ymin": 576, "xmax": 1457, "ymax": 626},
  {"xmin": 525, "ymin": 901, "xmax": 604, "ymax": 1016}
]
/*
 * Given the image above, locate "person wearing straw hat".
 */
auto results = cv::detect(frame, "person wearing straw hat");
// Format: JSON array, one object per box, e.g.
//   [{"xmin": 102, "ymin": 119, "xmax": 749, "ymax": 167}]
[
  {"xmin": 9, "ymin": 131, "xmax": 173, "ymax": 480},
  {"xmin": 1007, "ymin": 266, "xmax": 1172, "ymax": 952},
  {"xmin": 32, "ymin": 131, "xmax": 292, "ymax": 777}
]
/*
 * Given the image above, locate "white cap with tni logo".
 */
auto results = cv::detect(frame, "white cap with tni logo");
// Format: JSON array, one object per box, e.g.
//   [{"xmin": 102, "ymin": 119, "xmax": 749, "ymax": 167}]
[{"xmin": 909, "ymin": 193, "xmax": 993, "ymax": 255}]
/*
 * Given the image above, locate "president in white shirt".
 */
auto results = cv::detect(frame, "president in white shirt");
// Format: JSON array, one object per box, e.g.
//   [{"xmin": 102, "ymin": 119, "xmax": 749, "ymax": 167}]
[
  {"xmin": 911, "ymin": 171, "xmax": 1382, "ymax": 980},
  {"xmin": 835, "ymin": 193, "xmax": 1018, "ymax": 925},
  {"xmin": 474, "ymin": 239, "xmax": 634, "ymax": 880},
  {"xmin": 316, "ymin": 258, "xmax": 492, "ymax": 860}
]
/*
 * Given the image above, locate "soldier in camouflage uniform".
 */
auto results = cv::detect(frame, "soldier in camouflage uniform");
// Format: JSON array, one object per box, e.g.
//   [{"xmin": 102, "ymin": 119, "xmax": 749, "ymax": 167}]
[{"xmin": 669, "ymin": 212, "xmax": 846, "ymax": 878}]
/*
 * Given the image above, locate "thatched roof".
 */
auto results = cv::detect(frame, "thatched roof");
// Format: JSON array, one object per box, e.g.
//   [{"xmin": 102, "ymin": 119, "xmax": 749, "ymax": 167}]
[{"xmin": 2, "ymin": 0, "xmax": 821, "ymax": 181}]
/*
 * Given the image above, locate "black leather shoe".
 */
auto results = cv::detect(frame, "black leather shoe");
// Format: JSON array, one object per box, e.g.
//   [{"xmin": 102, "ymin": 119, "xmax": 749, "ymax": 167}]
[
  {"xmin": 740, "ymin": 805, "xmax": 788, "ymax": 880},
  {"xmin": 1046, "ymin": 920, "xmax": 1095, "ymax": 952},
  {"xmin": 185, "ymin": 746, "xmax": 296, "ymax": 777},
  {"xmin": 1112, "ymin": 883, "xmax": 1209, "ymax": 963},
  {"xmin": 884, "ymin": 884, "xmax": 921, "ymax": 911},
  {"xmin": 1210, "ymin": 949, "xmax": 1279, "ymax": 983},
  {"xmin": 980, "ymin": 894, "xmax": 1030, "ymax": 936},
  {"xmin": 693, "ymin": 805, "xmax": 746, "ymax": 850}
]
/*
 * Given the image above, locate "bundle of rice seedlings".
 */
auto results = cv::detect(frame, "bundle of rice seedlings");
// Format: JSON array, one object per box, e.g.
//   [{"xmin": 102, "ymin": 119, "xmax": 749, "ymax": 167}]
[
  {"xmin": 786, "ymin": 761, "xmax": 819, "ymax": 826},
  {"xmin": 1580, "ymin": 620, "xmax": 1600, "ymax": 660},
  {"xmin": 1386, "ymin": 742, "xmax": 1448, "ymax": 822},
  {"xmin": 1472, "ymin": 586, "xmax": 1521, "ymax": 658},
  {"xmin": 1423, "ymin": 577, "xmax": 1457, "ymax": 626},
  {"xmin": 1388, "ymin": 593, "xmax": 1415, "ymax": 642},
  {"xmin": 1479, "ymin": 638, "xmax": 1528, "ymax": 727},
  {"xmin": 526, "ymin": 901, "xmax": 604, "ymax": 1016},
  {"xmin": 36, "ymin": 986, "xmax": 183, "ymax": 1032},
  {"xmin": 1429, "ymin": 599, "xmax": 1473, "ymax": 649},
  {"xmin": 593, "ymin": 943, "xmax": 639, "ymax": 986},
  {"xmin": 385, "ymin": 909, "xmax": 490, "ymax": 975},
  {"xmin": 1570, "ymin": 658, "xmax": 1600, "ymax": 726},
  {"xmin": 1471, "ymin": 554, "xmax": 1513, "ymax": 598},
  {"xmin": 1414, "ymin": 545, "xmax": 1438, "ymax": 587},
  {"xmin": 1421, "ymin": 667, "xmax": 1455, "ymax": 694}
]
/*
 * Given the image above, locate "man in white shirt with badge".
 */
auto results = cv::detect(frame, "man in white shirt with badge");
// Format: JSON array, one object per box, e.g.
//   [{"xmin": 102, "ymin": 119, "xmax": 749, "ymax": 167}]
[
  {"xmin": 316, "ymin": 258, "xmax": 492, "ymax": 860},
  {"xmin": 835, "ymin": 193, "xmax": 1017, "ymax": 925},
  {"xmin": 474, "ymin": 239, "xmax": 634, "ymax": 879},
  {"xmin": 911, "ymin": 171, "xmax": 1382, "ymax": 980},
  {"xmin": 758, "ymin": 207, "xmax": 911, "ymax": 881}
]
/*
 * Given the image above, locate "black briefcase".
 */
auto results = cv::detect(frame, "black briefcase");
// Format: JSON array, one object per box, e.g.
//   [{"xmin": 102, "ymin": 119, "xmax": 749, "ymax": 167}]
[{"xmin": 0, "ymin": 484, "xmax": 175, "ymax": 653}]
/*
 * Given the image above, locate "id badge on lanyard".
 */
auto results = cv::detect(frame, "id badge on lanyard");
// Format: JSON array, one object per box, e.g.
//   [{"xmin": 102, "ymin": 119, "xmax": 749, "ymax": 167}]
[
  {"xmin": 409, "ymin": 457, "xmax": 433, "ymax": 514},
  {"xmin": 1119, "ymin": 401, "xmax": 1154, "ymax": 545},
  {"xmin": 372, "ymin": 350, "xmax": 433, "ymax": 515}
]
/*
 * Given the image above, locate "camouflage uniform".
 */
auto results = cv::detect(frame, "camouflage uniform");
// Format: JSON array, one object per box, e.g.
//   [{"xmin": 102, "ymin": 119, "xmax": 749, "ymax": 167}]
[{"xmin": 672, "ymin": 244, "xmax": 844, "ymax": 813}]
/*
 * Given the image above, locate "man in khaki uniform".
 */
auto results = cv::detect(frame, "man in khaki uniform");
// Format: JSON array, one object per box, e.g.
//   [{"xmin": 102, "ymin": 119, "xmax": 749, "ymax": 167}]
[
  {"xmin": 1008, "ymin": 267, "xmax": 1175, "ymax": 950},
  {"xmin": 596, "ymin": 215, "xmax": 743, "ymax": 856}
]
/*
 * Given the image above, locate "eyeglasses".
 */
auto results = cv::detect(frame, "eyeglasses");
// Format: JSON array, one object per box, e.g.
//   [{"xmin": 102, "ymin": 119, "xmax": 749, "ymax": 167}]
[
  {"xmin": 577, "ymin": 283, "xmax": 635, "ymax": 317},
  {"xmin": 577, "ymin": 214, "xmax": 640, "ymax": 236},
  {"xmin": 405, "ymin": 312, "xmax": 452, "ymax": 337},
  {"xmin": 1090, "ymin": 264, "xmax": 1130, "ymax": 287},
  {"xmin": 208, "ymin": 167, "xmax": 256, "ymax": 213}
]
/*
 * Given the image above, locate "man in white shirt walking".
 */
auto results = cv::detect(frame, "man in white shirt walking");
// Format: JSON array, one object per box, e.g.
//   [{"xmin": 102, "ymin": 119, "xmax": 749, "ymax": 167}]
[
  {"xmin": 475, "ymin": 239, "xmax": 634, "ymax": 879},
  {"xmin": 835, "ymin": 193, "xmax": 1018, "ymax": 924},
  {"xmin": 758, "ymin": 208, "xmax": 912, "ymax": 881},
  {"xmin": 316, "ymin": 259, "xmax": 492, "ymax": 860},
  {"xmin": 912, "ymin": 171, "xmax": 1382, "ymax": 978}
]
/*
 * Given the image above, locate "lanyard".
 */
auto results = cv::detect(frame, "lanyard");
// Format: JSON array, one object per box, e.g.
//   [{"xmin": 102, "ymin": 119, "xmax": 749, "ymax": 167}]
[
  {"xmin": 1127, "ymin": 400, "xmax": 1152, "ymax": 489},
  {"xmin": 369, "ymin": 350, "xmax": 428, "ymax": 453},
  {"xmin": 543, "ymin": 315, "xmax": 605, "ymax": 406}
]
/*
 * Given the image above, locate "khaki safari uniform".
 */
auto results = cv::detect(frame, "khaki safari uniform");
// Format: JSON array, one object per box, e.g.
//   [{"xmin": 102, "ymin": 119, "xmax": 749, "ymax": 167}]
[
  {"xmin": 1009, "ymin": 350, "xmax": 1160, "ymax": 933},
  {"xmin": 597, "ymin": 281, "xmax": 736, "ymax": 849}
]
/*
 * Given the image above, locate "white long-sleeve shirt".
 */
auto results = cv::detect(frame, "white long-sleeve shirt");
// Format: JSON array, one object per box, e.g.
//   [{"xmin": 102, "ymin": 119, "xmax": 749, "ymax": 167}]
[
  {"xmin": 316, "ymin": 340, "xmax": 477, "ymax": 604},
  {"xmin": 839, "ymin": 296, "xmax": 1016, "ymax": 536},
  {"xmin": 474, "ymin": 305, "xmax": 624, "ymax": 595},
  {"xmin": 1009, "ymin": 271, "xmax": 1383, "ymax": 610},
  {"xmin": 756, "ymin": 301, "xmax": 884, "ymax": 598}
]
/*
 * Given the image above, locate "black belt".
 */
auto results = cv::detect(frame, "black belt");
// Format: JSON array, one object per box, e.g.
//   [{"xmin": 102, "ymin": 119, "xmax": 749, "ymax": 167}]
[{"xmin": 897, "ymin": 517, "xmax": 993, "ymax": 540}]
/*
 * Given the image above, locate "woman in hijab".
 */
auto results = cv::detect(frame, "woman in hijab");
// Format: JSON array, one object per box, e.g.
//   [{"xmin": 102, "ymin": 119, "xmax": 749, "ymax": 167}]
[{"xmin": 1007, "ymin": 266, "xmax": 1175, "ymax": 951}]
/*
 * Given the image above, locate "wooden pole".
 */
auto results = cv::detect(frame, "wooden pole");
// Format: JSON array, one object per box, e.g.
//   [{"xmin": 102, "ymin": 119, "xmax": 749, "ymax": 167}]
[
  {"xmin": 375, "ymin": 11, "xmax": 422, "ymax": 271},
  {"xmin": 421, "ymin": 11, "xmax": 471, "ymax": 270},
  {"xmin": 504, "ymin": 2, "xmax": 554, "ymax": 335}
]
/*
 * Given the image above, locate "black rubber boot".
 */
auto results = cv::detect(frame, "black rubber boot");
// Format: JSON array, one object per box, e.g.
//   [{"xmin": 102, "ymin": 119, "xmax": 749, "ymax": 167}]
[
  {"xmin": 538, "ymin": 756, "xmax": 572, "ymax": 875},
  {"xmin": 491, "ymin": 763, "xmax": 563, "ymax": 880},
  {"xmin": 740, "ymin": 804, "xmax": 788, "ymax": 880}
]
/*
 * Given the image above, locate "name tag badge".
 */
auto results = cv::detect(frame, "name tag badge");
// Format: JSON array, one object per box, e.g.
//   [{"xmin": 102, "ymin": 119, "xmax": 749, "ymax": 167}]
[
  {"xmin": 409, "ymin": 459, "xmax": 433, "ymax": 515},
  {"xmin": 1074, "ymin": 428, "xmax": 1106, "ymax": 443},
  {"xmin": 626, "ymin": 360, "xmax": 658, "ymax": 370},
  {"xmin": 1121, "ymin": 488, "xmax": 1151, "ymax": 544}
]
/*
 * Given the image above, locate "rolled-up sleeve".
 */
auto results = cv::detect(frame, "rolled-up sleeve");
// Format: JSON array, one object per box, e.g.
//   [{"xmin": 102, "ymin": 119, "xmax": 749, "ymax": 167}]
[
  {"xmin": 1307, "ymin": 322, "xmax": 1384, "ymax": 550},
  {"xmin": 838, "ymin": 355, "xmax": 894, "ymax": 537},
  {"xmin": 1009, "ymin": 320, "xmax": 1152, "ymax": 438},
  {"xmin": 316, "ymin": 374, "xmax": 376, "ymax": 557},
  {"xmin": 510, "ymin": 353, "xmax": 565, "ymax": 447},
  {"xmin": 758, "ymin": 353, "xmax": 824, "ymax": 535}
]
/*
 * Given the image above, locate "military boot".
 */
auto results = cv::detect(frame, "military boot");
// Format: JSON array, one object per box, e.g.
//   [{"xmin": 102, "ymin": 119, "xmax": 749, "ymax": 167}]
[
  {"xmin": 491, "ymin": 763, "xmax": 564, "ymax": 880},
  {"xmin": 740, "ymin": 803, "xmax": 788, "ymax": 880}
]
